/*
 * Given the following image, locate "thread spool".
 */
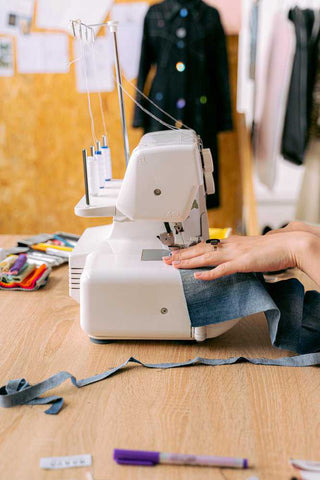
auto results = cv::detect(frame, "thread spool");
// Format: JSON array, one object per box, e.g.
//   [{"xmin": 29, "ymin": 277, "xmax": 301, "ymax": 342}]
[
  {"xmin": 95, "ymin": 140, "xmax": 106, "ymax": 189},
  {"xmin": 102, "ymin": 135, "xmax": 112, "ymax": 182},
  {"xmin": 87, "ymin": 146, "xmax": 99, "ymax": 196}
]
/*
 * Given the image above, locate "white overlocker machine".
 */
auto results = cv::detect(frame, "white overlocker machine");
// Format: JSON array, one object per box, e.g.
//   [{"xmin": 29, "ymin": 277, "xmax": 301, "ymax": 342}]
[{"xmin": 69, "ymin": 130, "xmax": 239, "ymax": 342}]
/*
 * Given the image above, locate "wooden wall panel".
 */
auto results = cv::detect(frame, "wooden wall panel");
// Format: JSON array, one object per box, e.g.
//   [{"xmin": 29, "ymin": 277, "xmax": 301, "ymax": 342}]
[{"xmin": 0, "ymin": 3, "xmax": 242, "ymax": 235}]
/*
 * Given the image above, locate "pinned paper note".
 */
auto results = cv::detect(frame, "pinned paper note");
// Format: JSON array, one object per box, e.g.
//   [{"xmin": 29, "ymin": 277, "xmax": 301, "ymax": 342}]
[
  {"xmin": 111, "ymin": 3, "xmax": 148, "ymax": 80},
  {"xmin": 74, "ymin": 35, "xmax": 114, "ymax": 92},
  {"xmin": 0, "ymin": 38, "xmax": 14, "ymax": 76},
  {"xmin": 0, "ymin": 0, "xmax": 34, "ymax": 36},
  {"xmin": 36, "ymin": 0, "xmax": 112, "ymax": 33},
  {"xmin": 17, "ymin": 33, "xmax": 69, "ymax": 74}
]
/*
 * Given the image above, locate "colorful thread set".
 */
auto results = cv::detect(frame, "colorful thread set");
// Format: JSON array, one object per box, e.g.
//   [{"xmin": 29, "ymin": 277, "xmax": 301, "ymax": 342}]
[
  {"xmin": 0, "ymin": 254, "xmax": 50, "ymax": 291},
  {"xmin": 0, "ymin": 232, "xmax": 79, "ymax": 291}
]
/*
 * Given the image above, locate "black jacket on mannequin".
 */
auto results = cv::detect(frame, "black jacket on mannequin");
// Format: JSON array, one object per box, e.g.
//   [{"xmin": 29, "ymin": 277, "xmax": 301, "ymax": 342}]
[{"xmin": 132, "ymin": 0, "xmax": 233, "ymax": 208}]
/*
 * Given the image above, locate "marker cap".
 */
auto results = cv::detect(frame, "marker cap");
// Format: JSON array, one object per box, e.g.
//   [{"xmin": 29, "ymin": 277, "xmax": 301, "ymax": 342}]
[{"xmin": 113, "ymin": 449, "xmax": 160, "ymax": 466}]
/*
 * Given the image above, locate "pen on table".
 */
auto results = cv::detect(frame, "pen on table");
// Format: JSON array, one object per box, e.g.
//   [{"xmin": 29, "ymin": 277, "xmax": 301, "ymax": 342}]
[
  {"xmin": 32, "ymin": 243, "xmax": 73, "ymax": 252},
  {"xmin": 113, "ymin": 449, "xmax": 249, "ymax": 468},
  {"xmin": 53, "ymin": 234, "xmax": 74, "ymax": 248}
]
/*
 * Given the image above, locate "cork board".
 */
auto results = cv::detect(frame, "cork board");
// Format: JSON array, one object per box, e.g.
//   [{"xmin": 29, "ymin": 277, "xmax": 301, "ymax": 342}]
[{"xmin": 0, "ymin": 2, "xmax": 242, "ymax": 235}]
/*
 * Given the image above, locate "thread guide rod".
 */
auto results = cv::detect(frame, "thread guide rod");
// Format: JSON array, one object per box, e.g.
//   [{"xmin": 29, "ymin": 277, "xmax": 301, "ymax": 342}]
[
  {"xmin": 107, "ymin": 21, "xmax": 130, "ymax": 167},
  {"xmin": 82, "ymin": 149, "xmax": 90, "ymax": 206}
]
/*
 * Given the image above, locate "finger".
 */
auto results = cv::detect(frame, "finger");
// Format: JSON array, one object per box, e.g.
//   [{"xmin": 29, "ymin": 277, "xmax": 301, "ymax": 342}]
[
  {"xmin": 163, "ymin": 242, "xmax": 208, "ymax": 264},
  {"xmin": 194, "ymin": 260, "xmax": 244, "ymax": 281},
  {"xmin": 265, "ymin": 229, "xmax": 281, "ymax": 236},
  {"xmin": 172, "ymin": 251, "xmax": 227, "ymax": 269}
]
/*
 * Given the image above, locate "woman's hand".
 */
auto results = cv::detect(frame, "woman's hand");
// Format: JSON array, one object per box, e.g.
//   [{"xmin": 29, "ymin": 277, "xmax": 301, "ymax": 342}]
[
  {"xmin": 267, "ymin": 221, "xmax": 320, "ymax": 238},
  {"xmin": 163, "ymin": 231, "xmax": 320, "ymax": 285}
]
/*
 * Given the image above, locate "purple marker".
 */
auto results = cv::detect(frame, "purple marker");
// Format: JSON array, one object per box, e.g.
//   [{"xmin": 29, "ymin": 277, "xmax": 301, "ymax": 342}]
[
  {"xmin": 9, "ymin": 254, "xmax": 27, "ymax": 275},
  {"xmin": 113, "ymin": 449, "xmax": 248, "ymax": 469}
]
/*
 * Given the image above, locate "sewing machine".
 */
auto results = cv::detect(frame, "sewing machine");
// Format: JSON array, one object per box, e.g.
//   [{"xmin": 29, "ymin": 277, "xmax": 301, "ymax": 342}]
[{"xmin": 70, "ymin": 130, "xmax": 239, "ymax": 342}]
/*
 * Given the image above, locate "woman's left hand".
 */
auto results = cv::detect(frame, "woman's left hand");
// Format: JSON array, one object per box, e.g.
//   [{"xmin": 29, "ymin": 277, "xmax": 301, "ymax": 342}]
[{"xmin": 162, "ymin": 233, "xmax": 305, "ymax": 281}]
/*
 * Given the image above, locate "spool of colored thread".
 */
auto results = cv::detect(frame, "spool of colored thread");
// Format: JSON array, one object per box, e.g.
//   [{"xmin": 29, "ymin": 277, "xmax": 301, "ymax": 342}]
[{"xmin": 9, "ymin": 254, "xmax": 28, "ymax": 275}]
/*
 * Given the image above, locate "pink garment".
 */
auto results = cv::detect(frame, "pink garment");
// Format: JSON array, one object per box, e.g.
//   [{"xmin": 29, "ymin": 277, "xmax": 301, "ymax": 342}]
[
  {"xmin": 255, "ymin": 13, "xmax": 296, "ymax": 189},
  {"xmin": 205, "ymin": 0, "xmax": 241, "ymax": 34}
]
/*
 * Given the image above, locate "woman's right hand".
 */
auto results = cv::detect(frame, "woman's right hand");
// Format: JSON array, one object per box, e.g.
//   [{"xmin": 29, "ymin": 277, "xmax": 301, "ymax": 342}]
[{"xmin": 267, "ymin": 221, "xmax": 320, "ymax": 238}]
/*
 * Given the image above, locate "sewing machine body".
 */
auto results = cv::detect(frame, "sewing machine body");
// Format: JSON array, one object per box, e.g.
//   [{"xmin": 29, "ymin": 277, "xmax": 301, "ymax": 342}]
[{"xmin": 70, "ymin": 130, "xmax": 239, "ymax": 342}]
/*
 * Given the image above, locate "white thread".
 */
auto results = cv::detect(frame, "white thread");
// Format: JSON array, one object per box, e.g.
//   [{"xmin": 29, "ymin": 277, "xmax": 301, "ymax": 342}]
[
  {"xmin": 90, "ymin": 41, "xmax": 108, "ymax": 141},
  {"xmin": 125, "ymin": 76, "xmax": 192, "ymax": 130},
  {"xmin": 80, "ymin": 41, "xmax": 97, "ymax": 146},
  {"xmin": 67, "ymin": 54, "xmax": 83, "ymax": 68},
  {"xmin": 117, "ymin": 77, "xmax": 181, "ymax": 131}
]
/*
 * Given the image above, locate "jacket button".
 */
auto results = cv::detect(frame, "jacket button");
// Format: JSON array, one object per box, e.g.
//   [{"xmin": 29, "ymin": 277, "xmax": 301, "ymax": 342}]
[
  {"xmin": 176, "ymin": 62, "xmax": 185, "ymax": 72},
  {"xmin": 176, "ymin": 98, "xmax": 186, "ymax": 109},
  {"xmin": 176, "ymin": 40, "xmax": 185, "ymax": 49},
  {"xmin": 176, "ymin": 27, "xmax": 186, "ymax": 38},
  {"xmin": 179, "ymin": 8, "xmax": 188, "ymax": 18}
]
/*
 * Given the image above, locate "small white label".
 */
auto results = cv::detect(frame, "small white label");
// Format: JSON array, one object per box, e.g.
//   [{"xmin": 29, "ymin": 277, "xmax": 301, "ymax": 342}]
[{"xmin": 40, "ymin": 454, "xmax": 92, "ymax": 470}]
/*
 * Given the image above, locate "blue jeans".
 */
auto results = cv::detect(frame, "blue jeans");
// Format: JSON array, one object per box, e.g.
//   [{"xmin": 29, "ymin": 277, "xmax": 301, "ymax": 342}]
[{"xmin": 180, "ymin": 269, "xmax": 320, "ymax": 354}]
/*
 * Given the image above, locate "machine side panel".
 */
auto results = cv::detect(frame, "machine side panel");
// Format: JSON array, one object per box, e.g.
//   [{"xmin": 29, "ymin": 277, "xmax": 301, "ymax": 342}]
[{"xmin": 80, "ymin": 251, "xmax": 192, "ymax": 340}]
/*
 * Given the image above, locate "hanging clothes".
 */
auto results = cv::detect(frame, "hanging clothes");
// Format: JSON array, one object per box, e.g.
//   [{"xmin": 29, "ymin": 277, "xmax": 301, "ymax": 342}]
[
  {"xmin": 255, "ymin": 12, "xmax": 296, "ymax": 189},
  {"xmin": 295, "ymin": 17, "xmax": 320, "ymax": 223},
  {"xmin": 281, "ymin": 7, "xmax": 320, "ymax": 165},
  {"xmin": 132, "ymin": 0, "xmax": 233, "ymax": 208}
]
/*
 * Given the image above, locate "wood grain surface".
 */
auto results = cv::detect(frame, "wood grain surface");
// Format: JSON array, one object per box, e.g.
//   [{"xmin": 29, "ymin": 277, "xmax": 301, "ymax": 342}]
[{"xmin": 0, "ymin": 236, "xmax": 319, "ymax": 480}]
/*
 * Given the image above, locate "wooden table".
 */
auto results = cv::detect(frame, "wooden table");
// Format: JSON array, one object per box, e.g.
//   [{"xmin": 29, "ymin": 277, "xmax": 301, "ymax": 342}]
[{"xmin": 1, "ymin": 235, "xmax": 319, "ymax": 480}]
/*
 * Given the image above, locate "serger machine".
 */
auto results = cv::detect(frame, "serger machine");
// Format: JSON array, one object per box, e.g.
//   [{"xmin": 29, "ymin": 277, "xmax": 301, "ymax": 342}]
[{"xmin": 70, "ymin": 130, "xmax": 239, "ymax": 342}]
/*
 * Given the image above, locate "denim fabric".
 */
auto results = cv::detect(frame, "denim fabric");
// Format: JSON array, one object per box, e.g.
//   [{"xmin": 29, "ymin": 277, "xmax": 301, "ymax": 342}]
[{"xmin": 180, "ymin": 269, "xmax": 320, "ymax": 354}]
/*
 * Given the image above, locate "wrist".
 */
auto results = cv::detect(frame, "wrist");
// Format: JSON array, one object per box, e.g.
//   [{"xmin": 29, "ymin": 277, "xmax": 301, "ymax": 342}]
[{"xmin": 293, "ymin": 232, "xmax": 318, "ymax": 273}]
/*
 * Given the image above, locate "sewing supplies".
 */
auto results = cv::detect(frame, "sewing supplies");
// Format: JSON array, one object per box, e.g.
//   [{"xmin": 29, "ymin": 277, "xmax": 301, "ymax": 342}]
[
  {"xmin": 0, "ymin": 255, "xmax": 18, "ymax": 272},
  {"xmin": 101, "ymin": 134, "xmax": 112, "ymax": 181},
  {"xmin": 52, "ymin": 235, "xmax": 74, "ymax": 248},
  {"xmin": 32, "ymin": 243, "xmax": 73, "ymax": 253},
  {"xmin": 27, "ymin": 232, "xmax": 78, "ymax": 264},
  {"xmin": 85, "ymin": 146, "xmax": 98, "ymax": 198},
  {"xmin": 95, "ymin": 140, "xmax": 105, "ymax": 189},
  {"xmin": 26, "ymin": 250, "xmax": 65, "ymax": 267},
  {"xmin": 0, "ymin": 253, "xmax": 50, "ymax": 291},
  {"xmin": 0, "ymin": 233, "xmax": 79, "ymax": 290},
  {"xmin": 82, "ymin": 148, "xmax": 91, "ymax": 205},
  {"xmin": 8, "ymin": 253, "xmax": 27, "ymax": 275},
  {"xmin": 2, "ymin": 263, "xmax": 36, "ymax": 283},
  {"xmin": 44, "ymin": 248, "xmax": 70, "ymax": 258},
  {"xmin": 40, "ymin": 454, "xmax": 92, "ymax": 470},
  {"xmin": 113, "ymin": 449, "xmax": 249, "ymax": 469}
]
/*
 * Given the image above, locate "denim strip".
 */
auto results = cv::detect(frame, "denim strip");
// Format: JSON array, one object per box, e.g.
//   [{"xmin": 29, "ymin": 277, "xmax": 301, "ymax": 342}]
[{"xmin": 1, "ymin": 354, "xmax": 320, "ymax": 415}]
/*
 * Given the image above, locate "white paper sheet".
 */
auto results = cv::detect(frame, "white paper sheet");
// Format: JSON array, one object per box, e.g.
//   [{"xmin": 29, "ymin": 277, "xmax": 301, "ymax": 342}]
[
  {"xmin": 0, "ymin": 0, "xmax": 34, "ymax": 36},
  {"xmin": 74, "ymin": 36, "xmax": 114, "ymax": 92},
  {"xmin": 17, "ymin": 33, "xmax": 69, "ymax": 74},
  {"xmin": 0, "ymin": 37, "xmax": 14, "ymax": 76},
  {"xmin": 111, "ymin": 2, "xmax": 148, "ymax": 80},
  {"xmin": 36, "ymin": 0, "xmax": 113, "ymax": 33}
]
